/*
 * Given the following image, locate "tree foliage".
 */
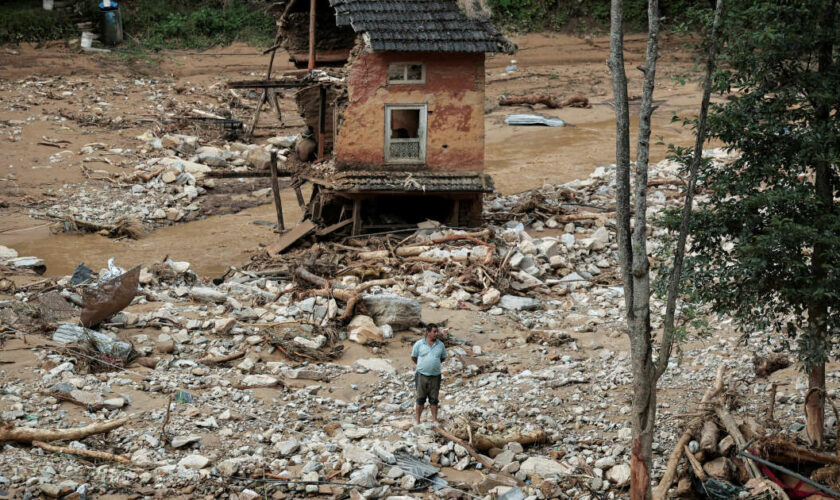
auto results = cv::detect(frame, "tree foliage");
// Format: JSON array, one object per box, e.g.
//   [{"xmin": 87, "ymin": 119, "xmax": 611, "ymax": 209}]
[{"xmin": 688, "ymin": 0, "xmax": 840, "ymax": 367}]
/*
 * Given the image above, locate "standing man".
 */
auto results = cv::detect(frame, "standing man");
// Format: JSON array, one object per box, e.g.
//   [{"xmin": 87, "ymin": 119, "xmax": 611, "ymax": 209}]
[{"xmin": 411, "ymin": 324, "xmax": 447, "ymax": 424}]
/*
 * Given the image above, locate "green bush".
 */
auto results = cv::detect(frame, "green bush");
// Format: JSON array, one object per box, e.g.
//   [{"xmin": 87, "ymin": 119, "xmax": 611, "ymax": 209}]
[
  {"xmin": 0, "ymin": 0, "xmax": 275, "ymax": 49},
  {"xmin": 0, "ymin": 1, "xmax": 78, "ymax": 43},
  {"xmin": 487, "ymin": 0, "xmax": 706, "ymax": 32},
  {"xmin": 125, "ymin": 0, "xmax": 275, "ymax": 50}
]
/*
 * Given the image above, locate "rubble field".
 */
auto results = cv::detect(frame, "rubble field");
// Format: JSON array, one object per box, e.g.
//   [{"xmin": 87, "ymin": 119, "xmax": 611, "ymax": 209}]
[{"xmin": 2, "ymin": 35, "xmax": 839, "ymax": 500}]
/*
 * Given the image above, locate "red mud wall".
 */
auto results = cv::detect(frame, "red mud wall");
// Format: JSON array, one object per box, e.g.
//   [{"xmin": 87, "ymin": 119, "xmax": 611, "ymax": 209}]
[{"xmin": 335, "ymin": 51, "xmax": 485, "ymax": 172}]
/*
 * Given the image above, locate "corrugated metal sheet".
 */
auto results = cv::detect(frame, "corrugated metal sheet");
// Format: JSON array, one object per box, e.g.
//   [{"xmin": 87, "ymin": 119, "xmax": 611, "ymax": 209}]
[
  {"xmin": 329, "ymin": 0, "xmax": 515, "ymax": 53},
  {"xmin": 504, "ymin": 114, "xmax": 566, "ymax": 127}
]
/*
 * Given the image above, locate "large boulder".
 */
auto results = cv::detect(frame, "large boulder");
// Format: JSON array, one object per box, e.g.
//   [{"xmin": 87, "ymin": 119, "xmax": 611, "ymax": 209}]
[
  {"xmin": 245, "ymin": 147, "xmax": 271, "ymax": 170},
  {"xmin": 361, "ymin": 294, "xmax": 421, "ymax": 328}
]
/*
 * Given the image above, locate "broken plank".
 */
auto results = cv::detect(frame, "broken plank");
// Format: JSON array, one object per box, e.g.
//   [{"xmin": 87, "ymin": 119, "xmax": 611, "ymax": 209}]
[
  {"xmin": 267, "ymin": 220, "xmax": 316, "ymax": 256},
  {"xmin": 316, "ymin": 217, "xmax": 353, "ymax": 237},
  {"xmin": 227, "ymin": 80, "xmax": 309, "ymax": 89}
]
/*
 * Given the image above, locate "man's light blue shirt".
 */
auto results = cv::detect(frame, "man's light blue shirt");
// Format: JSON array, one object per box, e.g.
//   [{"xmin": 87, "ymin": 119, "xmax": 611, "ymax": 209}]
[{"xmin": 412, "ymin": 338, "xmax": 447, "ymax": 376}]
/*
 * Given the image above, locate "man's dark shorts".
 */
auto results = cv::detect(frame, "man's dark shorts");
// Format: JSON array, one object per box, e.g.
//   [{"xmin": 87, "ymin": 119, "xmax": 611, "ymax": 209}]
[{"xmin": 415, "ymin": 373, "xmax": 441, "ymax": 405}]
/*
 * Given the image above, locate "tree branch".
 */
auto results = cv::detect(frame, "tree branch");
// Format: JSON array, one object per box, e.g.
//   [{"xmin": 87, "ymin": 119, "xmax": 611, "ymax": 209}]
[{"xmin": 655, "ymin": 0, "xmax": 725, "ymax": 382}]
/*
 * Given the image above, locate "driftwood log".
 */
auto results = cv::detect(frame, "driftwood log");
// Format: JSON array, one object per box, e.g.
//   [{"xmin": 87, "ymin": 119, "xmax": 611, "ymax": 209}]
[
  {"xmin": 0, "ymin": 416, "xmax": 130, "ymax": 443},
  {"xmin": 653, "ymin": 366, "xmax": 726, "ymax": 500},
  {"xmin": 33, "ymin": 440, "xmax": 130, "ymax": 463},
  {"xmin": 499, "ymin": 94, "xmax": 591, "ymax": 109},
  {"xmin": 433, "ymin": 426, "xmax": 526, "ymax": 487},
  {"xmin": 715, "ymin": 406, "xmax": 761, "ymax": 479},
  {"xmin": 699, "ymin": 420, "xmax": 719, "ymax": 455},
  {"xmin": 447, "ymin": 422, "xmax": 548, "ymax": 453},
  {"xmin": 199, "ymin": 347, "xmax": 247, "ymax": 364},
  {"xmin": 555, "ymin": 212, "xmax": 616, "ymax": 223}
]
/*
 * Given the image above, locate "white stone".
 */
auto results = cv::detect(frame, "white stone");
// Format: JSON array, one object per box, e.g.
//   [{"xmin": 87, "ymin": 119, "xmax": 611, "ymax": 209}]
[
  {"xmin": 519, "ymin": 457, "xmax": 573, "ymax": 477},
  {"xmin": 482, "ymin": 288, "xmax": 501, "ymax": 305},
  {"xmin": 355, "ymin": 358, "xmax": 396, "ymax": 374},
  {"xmin": 240, "ymin": 375, "xmax": 278, "ymax": 387},
  {"xmin": 293, "ymin": 336, "xmax": 324, "ymax": 350},
  {"xmin": 0, "ymin": 246, "xmax": 19, "ymax": 261},
  {"xmin": 214, "ymin": 318, "xmax": 236, "ymax": 334},
  {"xmin": 179, "ymin": 454, "xmax": 210, "ymax": 469},
  {"xmin": 190, "ymin": 287, "xmax": 227, "ymax": 303},
  {"xmin": 348, "ymin": 315, "xmax": 383, "ymax": 344},
  {"xmin": 499, "ymin": 295, "xmax": 540, "ymax": 311},
  {"xmin": 606, "ymin": 463, "xmax": 631, "ymax": 486},
  {"xmin": 103, "ymin": 397, "xmax": 125, "ymax": 409}
]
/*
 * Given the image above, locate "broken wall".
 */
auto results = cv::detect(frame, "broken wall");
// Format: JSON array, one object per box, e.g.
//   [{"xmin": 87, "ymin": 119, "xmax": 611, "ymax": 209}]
[
  {"xmin": 279, "ymin": 0, "xmax": 356, "ymax": 57},
  {"xmin": 295, "ymin": 85, "xmax": 344, "ymax": 156},
  {"xmin": 335, "ymin": 51, "xmax": 485, "ymax": 172}
]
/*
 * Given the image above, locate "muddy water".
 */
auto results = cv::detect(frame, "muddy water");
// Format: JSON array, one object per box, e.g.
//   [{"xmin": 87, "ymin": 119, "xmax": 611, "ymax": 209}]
[
  {"xmin": 1, "ymin": 188, "xmax": 309, "ymax": 278},
  {"xmin": 485, "ymin": 108, "xmax": 691, "ymax": 193},
  {"xmin": 1, "ymin": 33, "xmax": 712, "ymax": 278}
]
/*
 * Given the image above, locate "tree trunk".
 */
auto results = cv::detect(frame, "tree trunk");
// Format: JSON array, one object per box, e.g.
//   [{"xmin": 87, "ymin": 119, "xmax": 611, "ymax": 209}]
[
  {"xmin": 608, "ymin": 0, "xmax": 661, "ymax": 497},
  {"xmin": 804, "ymin": 0, "xmax": 836, "ymax": 449},
  {"xmin": 608, "ymin": 0, "xmax": 633, "ymax": 315}
]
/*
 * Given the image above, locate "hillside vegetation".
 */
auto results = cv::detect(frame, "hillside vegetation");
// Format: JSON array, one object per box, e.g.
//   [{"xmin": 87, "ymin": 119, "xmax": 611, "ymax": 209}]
[{"xmin": 0, "ymin": 0, "xmax": 704, "ymax": 46}]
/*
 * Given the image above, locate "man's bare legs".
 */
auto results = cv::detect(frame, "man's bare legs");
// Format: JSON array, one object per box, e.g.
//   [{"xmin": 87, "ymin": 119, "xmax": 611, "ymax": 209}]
[{"xmin": 416, "ymin": 403, "xmax": 439, "ymax": 424}]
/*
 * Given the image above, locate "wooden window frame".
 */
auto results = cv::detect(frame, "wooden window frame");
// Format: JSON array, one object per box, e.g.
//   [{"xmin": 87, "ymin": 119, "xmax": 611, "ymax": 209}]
[
  {"xmin": 384, "ymin": 104, "xmax": 427, "ymax": 164},
  {"xmin": 387, "ymin": 62, "xmax": 426, "ymax": 85}
]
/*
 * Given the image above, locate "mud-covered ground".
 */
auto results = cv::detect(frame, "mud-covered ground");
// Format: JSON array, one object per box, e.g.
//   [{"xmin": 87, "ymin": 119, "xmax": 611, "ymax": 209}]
[{"xmin": 1, "ymin": 35, "xmax": 836, "ymax": 500}]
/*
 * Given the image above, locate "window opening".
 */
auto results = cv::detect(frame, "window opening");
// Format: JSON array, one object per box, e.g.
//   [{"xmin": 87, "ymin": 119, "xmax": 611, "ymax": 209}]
[
  {"xmin": 387, "ymin": 63, "xmax": 425, "ymax": 84},
  {"xmin": 385, "ymin": 105, "xmax": 426, "ymax": 163}
]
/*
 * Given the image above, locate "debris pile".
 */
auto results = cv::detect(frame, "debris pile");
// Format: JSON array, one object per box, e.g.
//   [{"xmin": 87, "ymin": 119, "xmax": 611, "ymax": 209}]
[
  {"xmin": 4, "ymin": 149, "xmax": 836, "ymax": 499},
  {"xmin": 658, "ymin": 368, "xmax": 840, "ymax": 499}
]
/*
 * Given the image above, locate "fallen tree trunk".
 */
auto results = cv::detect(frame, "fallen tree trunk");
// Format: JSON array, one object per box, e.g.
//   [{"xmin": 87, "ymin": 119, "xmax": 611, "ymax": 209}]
[
  {"xmin": 199, "ymin": 347, "xmax": 247, "ymax": 364},
  {"xmin": 396, "ymin": 246, "xmax": 431, "ymax": 257},
  {"xmin": 555, "ymin": 212, "xmax": 616, "ymax": 223},
  {"xmin": 499, "ymin": 94, "xmax": 591, "ymax": 109},
  {"xmin": 33, "ymin": 440, "xmax": 130, "ymax": 463},
  {"xmin": 355, "ymin": 278, "xmax": 396, "ymax": 293},
  {"xmin": 433, "ymin": 425, "xmax": 525, "ymax": 486},
  {"xmin": 450, "ymin": 427, "xmax": 548, "ymax": 453},
  {"xmin": 0, "ymin": 416, "xmax": 130, "ymax": 443},
  {"xmin": 499, "ymin": 94, "xmax": 561, "ymax": 108},
  {"xmin": 359, "ymin": 250, "xmax": 390, "ymax": 260}
]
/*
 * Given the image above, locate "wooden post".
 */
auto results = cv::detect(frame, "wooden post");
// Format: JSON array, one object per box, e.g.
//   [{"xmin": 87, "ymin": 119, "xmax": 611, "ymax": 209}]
[
  {"xmin": 308, "ymin": 0, "xmax": 316, "ymax": 70},
  {"xmin": 246, "ymin": 44, "xmax": 280, "ymax": 141},
  {"xmin": 351, "ymin": 198, "xmax": 362, "ymax": 236},
  {"xmin": 295, "ymin": 185, "xmax": 305, "ymax": 207},
  {"xmin": 269, "ymin": 152, "xmax": 285, "ymax": 231},
  {"xmin": 317, "ymin": 85, "xmax": 326, "ymax": 159}
]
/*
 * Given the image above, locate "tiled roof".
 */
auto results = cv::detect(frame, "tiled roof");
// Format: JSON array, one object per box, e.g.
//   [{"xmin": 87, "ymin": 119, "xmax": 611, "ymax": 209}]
[{"xmin": 329, "ymin": 0, "xmax": 515, "ymax": 53}]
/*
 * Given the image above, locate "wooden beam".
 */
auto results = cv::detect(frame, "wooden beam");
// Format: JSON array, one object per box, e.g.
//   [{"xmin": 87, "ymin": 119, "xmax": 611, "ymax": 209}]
[
  {"xmin": 316, "ymin": 217, "xmax": 354, "ymax": 236},
  {"xmin": 351, "ymin": 199, "xmax": 362, "ymax": 236},
  {"xmin": 318, "ymin": 85, "xmax": 326, "ymax": 159},
  {"xmin": 308, "ymin": 0, "xmax": 316, "ymax": 70},
  {"xmin": 269, "ymin": 152, "xmax": 285, "ymax": 231},
  {"xmin": 227, "ymin": 80, "xmax": 309, "ymax": 89},
  {"xmin": 294, "ymin": 185, "xmax": 306, "ymax": 207}
]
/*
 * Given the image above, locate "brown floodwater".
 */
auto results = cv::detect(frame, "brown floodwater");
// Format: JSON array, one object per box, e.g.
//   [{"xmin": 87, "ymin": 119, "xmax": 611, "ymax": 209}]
[
  {"xmin": 0, "ymin": 33, "xmax": 712, "ymax": 278},
  {"xmin": 1, "ymin": 188, "xmax": 308, "ymax": 278}
]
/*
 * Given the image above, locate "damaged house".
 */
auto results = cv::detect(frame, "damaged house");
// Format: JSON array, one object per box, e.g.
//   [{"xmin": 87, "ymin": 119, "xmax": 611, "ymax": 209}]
[{"xmin": 277, "ymin": 0, "xmax": 515, "ymax": 235}]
